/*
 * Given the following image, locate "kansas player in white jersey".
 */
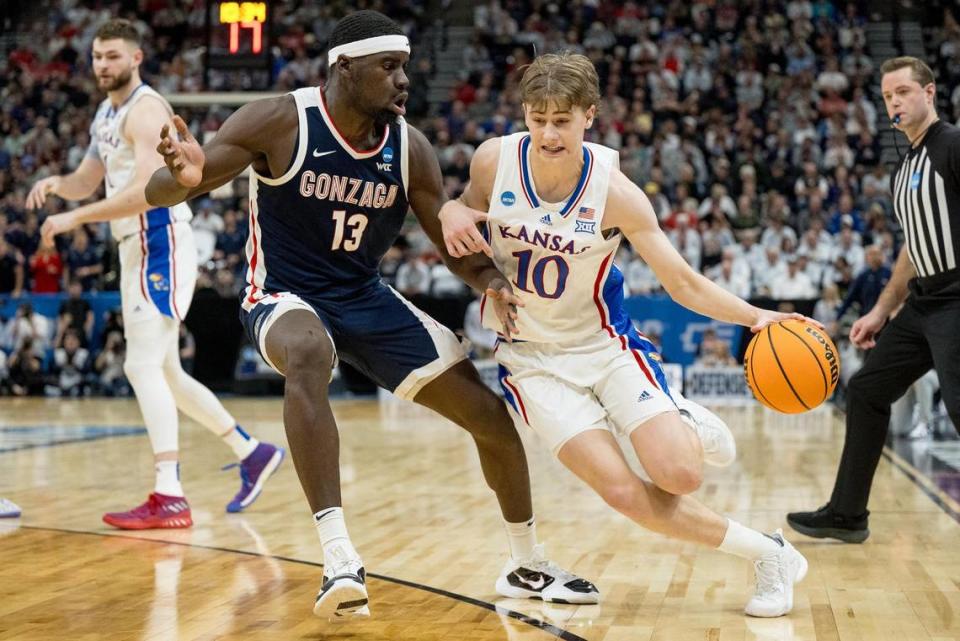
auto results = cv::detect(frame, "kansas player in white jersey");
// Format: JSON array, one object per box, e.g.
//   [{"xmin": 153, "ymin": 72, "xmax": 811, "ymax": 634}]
[
  {"xmin": 28, "ymin": 20, "xmax": 282, "ymax": 530},
  {"xmin": 146, "ymin": 11, "xmax": 597, "ymax": 620},
  {"xmin": 439, "ymin": 53, "xmax": 815, "ymax": 618}
]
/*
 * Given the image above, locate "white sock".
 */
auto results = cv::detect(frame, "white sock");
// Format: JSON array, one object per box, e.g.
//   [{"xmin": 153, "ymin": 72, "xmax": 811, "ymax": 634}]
[
  {"xmin": 717, "ymin": 519, "xmax": 781, "ymax": 560},
  {"xmin": 155, "ymin": 461, "xmax": 184, "ymax": 497},
  {"xmin": 314, "ymin": 507, "xmax": 360, "ymax": 569},
  {"xmin": 222, "ymin": 425, "xmax": 259, "ymax": 460},
  {"xmin": 504, "ymin": 516, "xmax": 538, "ymax": 560}
]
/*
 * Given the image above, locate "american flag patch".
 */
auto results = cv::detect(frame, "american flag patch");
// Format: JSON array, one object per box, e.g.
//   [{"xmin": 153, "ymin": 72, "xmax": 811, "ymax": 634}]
[{"xmin": 578, "ymin": 207, "xmax": 595, "ymax": 220}]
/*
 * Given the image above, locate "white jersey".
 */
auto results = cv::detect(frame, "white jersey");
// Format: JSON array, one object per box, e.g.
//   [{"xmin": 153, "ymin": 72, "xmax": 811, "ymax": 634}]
[
  {"xmin": 482, "ymin": 132, "xmax": 627, "ymax": 344},
  {"xmin": 88, "ymin": 84, "xmax": 191, "ymax": 240}
]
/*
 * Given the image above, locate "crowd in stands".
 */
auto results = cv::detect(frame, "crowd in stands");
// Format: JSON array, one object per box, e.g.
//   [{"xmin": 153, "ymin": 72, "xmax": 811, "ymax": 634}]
[{"xmin": 0, "ymin": 0, "xmax": 945, "ymax": 400}]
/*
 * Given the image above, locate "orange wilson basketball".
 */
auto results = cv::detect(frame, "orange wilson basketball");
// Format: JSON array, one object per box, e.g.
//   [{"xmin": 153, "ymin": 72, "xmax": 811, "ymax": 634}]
[{"xmin": 743, "ymin": 319, "xmax": 840, "ymax": 413}]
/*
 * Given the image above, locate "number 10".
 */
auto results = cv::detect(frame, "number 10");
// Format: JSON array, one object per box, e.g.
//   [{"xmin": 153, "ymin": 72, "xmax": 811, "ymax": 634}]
[{"xmin": 512, "ymin": 250, "xmax": 569, "ymax": 299}]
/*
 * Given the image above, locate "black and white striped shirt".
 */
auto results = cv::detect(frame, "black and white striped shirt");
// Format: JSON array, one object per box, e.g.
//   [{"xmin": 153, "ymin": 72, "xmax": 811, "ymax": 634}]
[{"xmin": 891, "ymin": 120, "xmax": 960, "ymax": 278}]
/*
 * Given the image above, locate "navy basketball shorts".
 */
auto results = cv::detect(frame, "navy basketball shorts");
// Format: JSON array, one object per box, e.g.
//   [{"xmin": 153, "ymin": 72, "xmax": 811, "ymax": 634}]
[{"xmin": 240, "ymin": 284, "xmax": 467, "ymax": 399}]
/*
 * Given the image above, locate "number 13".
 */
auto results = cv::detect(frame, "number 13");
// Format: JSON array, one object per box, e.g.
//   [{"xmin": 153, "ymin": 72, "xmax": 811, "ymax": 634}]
[{"xmin": 331, "ymin": 210, "xmax": 368, "ymax": 251}]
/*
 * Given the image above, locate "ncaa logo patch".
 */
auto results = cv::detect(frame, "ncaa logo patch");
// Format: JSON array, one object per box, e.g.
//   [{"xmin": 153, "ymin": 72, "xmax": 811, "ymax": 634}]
[
  {"xmin": 501, "ymin": 191, "xmax": 516, "ymax": 206},
  {"xmin": 911, "ymin": 172, "xmax": 921, "ymax": 190},
  {"xmin": 382, "ymin": 147, "xmax": 394, "ymax": 163}
]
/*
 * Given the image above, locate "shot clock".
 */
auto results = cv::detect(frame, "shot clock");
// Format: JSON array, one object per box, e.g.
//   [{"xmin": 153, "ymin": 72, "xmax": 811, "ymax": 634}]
[{"xmin": 205, "ymin": 1, "xmax": 272, "ymax": 89}]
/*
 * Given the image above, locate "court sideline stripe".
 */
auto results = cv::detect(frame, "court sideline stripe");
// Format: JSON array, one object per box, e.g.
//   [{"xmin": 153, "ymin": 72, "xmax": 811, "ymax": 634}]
[
  {"xmin": 881, "ymin": 446, "xmax": 960, "ymax": 524},
  {"xmin": 0, "ymin": 426, "xmax": 146, "ymax": 454},
  {"xmin": 18, "ymin": 525, "xmax": 589, "ymax": 641}
]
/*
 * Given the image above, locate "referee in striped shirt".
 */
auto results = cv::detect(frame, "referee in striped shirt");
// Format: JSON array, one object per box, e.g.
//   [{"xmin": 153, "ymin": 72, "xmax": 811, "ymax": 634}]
[{"xmin": 788, "ymin": 56, "xmax": 960, "ymax": 543}]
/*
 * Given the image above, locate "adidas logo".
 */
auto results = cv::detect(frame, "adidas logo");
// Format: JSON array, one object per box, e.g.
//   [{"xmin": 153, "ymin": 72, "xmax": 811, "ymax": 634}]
[
  {"xmin": 637, "ymin": 390, "xmax": 653, "ymax": 402},
  {"xmin": 539, "ymin": 214, "xmax": 552, "ymax": 225}
]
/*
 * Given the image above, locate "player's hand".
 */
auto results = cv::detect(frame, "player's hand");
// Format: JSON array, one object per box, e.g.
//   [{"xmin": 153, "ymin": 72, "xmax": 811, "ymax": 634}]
[
  {"xmin": 749, "ymin": 309, "xmax": 825, "ymax": 334},
  {"xmin": 26, "ymin": 176, "xmax": 62, "ymax": 210},
  {"xmin": 157, "ymin": 115, "xmax": 204, "ymax": 188},
  {"xmin": 40, "ymin": 212, "xmax": 78, "ymax": 247},
  {"xmin": 438, "ymin": 200, "xmax": 491, "ymax": 258},
  {"xmin": 849, "ymin": 308, "xmax": 886, "ymax": 349},
  {"xmin": 485, "ymin": 277, "xmax": 524, "ymax": 341}
]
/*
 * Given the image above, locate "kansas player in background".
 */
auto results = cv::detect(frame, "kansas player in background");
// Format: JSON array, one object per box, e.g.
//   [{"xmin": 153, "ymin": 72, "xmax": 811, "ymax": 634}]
[
  {"xmin": 146, "ymin": 11, "xmax": 596, "ymax": 619},
  {"xmin": 27, "ymin": 19, "xmax": 284, "ymax": 529},
  {"xmin": 439, "ymin": 52, "xmax": 815, "ymax": 618}
]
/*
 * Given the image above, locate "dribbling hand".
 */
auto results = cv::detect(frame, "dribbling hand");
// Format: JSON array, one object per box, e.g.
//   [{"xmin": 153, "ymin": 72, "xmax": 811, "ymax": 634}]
[
  {"xmin": 157, "ymin": 115, "xmax": 204, "ymax": 188},
  {"xmin": 485, "ymin": 277, "xmax": 524, "ymax": 341},
  {"xmin": 750, "ymin": 309, "xmax": 825, "ymax": 334}
]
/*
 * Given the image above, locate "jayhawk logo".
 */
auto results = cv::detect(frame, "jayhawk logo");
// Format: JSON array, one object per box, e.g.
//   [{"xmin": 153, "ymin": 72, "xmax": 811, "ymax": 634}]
[{"xmin": 149, "ymin": 273, "xmax": 170, "ymax": 292}]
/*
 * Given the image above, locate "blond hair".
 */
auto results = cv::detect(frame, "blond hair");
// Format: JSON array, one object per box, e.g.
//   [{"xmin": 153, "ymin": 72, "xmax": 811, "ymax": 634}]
[
  {"xmin": 880, "ymin": 56, "xmax": 935, "ymax": 86},
  {"xmin": 519, "ymin": 52, "xmax": 600, "ymax": 113}
]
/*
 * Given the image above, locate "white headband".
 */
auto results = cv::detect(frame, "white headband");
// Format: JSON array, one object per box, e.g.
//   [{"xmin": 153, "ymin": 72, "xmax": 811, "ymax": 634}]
[{"xmin": 328, "ymin": 35, "xmax": 411, "ymax": 67}]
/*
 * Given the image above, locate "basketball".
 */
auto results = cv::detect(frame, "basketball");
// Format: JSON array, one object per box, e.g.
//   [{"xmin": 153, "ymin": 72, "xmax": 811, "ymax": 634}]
[{"xmin": 743, "ymin": 320, "xmax": 840, "ymax": 414}]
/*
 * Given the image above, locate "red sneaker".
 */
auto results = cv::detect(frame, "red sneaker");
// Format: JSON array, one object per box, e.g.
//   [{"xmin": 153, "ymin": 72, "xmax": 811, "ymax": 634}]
[{"xmin": 102, "ymin": 493, "xmax": 193, "ymax": 530}]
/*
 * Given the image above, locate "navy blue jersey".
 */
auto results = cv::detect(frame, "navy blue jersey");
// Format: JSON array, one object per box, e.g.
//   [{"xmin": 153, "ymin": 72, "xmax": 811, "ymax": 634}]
[{"xmin": 243, "ymin": 87, "xmax": 409, "ymax": 308}]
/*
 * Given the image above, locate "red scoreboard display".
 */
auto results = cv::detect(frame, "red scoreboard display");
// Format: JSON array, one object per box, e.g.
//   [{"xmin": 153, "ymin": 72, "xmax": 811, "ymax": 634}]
[{"xmin": 205, "ymin": 1, "xmax": 271, "ymax": 88}]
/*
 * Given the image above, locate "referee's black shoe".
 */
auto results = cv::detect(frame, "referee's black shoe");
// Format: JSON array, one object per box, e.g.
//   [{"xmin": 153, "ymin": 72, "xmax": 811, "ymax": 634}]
[{"xmin": 786, "ymin": 504, "xmax": 870, "ymax": 543}]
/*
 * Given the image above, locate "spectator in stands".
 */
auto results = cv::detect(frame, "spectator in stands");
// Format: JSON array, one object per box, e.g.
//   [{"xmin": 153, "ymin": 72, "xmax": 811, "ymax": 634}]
[
  {"xmin": 835, "ymin": 245, "xmax": 891, "ymax": 320},
  {"xmin": 0, "ymin": 235, "xmax": 24, "ymax": 297},
  {"xmin": 625, "ymin": 254, "xmax": 659, "ymax": 295},
  {"xmin": 827, "ymin": 194, "xmax": 865, "ymax": 234},
  {"xmin": 831, "ymin": 224, "xmax": 866, "ymax": 272},
  {"xmin": 772, "ymin": 255, "xmax": 817, "ymax": 300},
  {"xmin": 51, "ymin": 328, "xmax": 90, "ymax": 397},
  {"xmin": 761, "ymin": 207, "xmax": 798, "ymax": 250},
  {"xmin": 95, "ymin": 330, "xmax": 129, "ymax": 396},
  {"xmin": 213, "ymin": 209, "xmax": 246, "ymax": 274},
  {"xmin": 191, "ymin": 205, "xmax": 224, "ymax": 264},
  {"xmin": 754, "ymin": 246, "xmax": 787, "ymax": 297},
  {"xmin": 668, "ymin": 212, "xmax": 702, "ymax": 272},
  {"xmin": 28, "ymin": 243, "xmax": 63, "ymax": 293},
  {"xmin": 700, "ymin": 211, "xmax": 736, "ymax": 272},
  {"xmin": 794, "ymin": 161, "xmax": 830, "ymax": 204},
  {"xmin": 395, "ymin": 249, "xmax": 432, "ymax": 297},
  {"xmin": 708, "ymin": 253, "xmax": 751, "ymax": 299},
  {"xmin": 64, "ymin": 226, "xmax": 102, "ymax": 291},
  {"xmin": 3, "ymin": 302, "xmax": 50, "ymax": 356},
  {"xmin": 696, "ymin": 338, "xmax": 738, "ymax": 368},
  {"xmin": 55, "ymin": 279, "xmax": 93, "ymax": 347},
  {"xmin": 814, "ymin": 283, "xmax": 842, "ymax": 337},
  {"xmin": 7, "ymin": 337, "xmax": 44, "ymax": 397}
]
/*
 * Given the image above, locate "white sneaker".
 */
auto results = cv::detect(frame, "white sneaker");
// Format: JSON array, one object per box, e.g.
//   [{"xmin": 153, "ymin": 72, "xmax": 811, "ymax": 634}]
[
  {"xmin": 495, "ymin": 544, "xmax": 599, "ymax": 604},
  {"xmin": 744, "ymin": 530, "xmax": 808, "ymax": 618},
  {"xmin": 313, "ymin": 556, "xmax": 369, "ymax": 619},
  {"xmin": 675, "ymin": 396, "xmax": 737, "ymax": 467}
]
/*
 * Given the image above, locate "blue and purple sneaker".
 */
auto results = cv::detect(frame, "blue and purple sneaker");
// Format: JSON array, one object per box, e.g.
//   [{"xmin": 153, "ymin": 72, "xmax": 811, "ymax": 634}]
[{"xmin": 224, "ymin": 442, "xmax": 285, "ymax": 513}]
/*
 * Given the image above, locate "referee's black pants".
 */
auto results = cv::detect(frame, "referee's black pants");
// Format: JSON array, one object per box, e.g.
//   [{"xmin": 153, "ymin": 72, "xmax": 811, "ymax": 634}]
[{"xmin": 830, "ymin": 278, "xmax": 960, "ymax": 517}]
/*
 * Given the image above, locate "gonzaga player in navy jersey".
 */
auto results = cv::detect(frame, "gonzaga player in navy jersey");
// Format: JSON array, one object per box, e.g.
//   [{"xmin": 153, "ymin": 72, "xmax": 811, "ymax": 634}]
[
  {"xmin": 28, "ymin": 20, "xmax": 282, "ymax": 530},
  {"xmin": 146, "ymin": 11, "xmax": 596, "ymax": 619},
  {"xmin": 440, "ymin": 53, "xmax": 818, "ymax": 618}
]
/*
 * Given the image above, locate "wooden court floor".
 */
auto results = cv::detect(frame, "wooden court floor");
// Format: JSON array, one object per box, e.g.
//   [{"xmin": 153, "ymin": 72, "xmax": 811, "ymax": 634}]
[{"xmin": 2, "ymin": 396, "xmax": 960, "ymax": 641}]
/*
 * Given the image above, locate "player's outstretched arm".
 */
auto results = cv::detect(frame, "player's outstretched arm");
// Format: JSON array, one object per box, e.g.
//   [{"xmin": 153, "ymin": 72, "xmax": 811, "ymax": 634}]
[
  {"xmin": 39, "ymin": 96, "xmax": 178, "ymax": 244},
  {"xmin": 146, "ymin": 96, "xmax": 293, "ymax": 207},
  {"xmin": 407, "ymin": 129, "xmax": 522, "ymax": 337},
  {"xmin": 436, "ymin": 138, "xmax": 502, "ymax": 258},
  {"xmin": 606, "ymin": 171, "xmax": 817, "ymax": 333},
  {"xmin": 26, "ymin": 154, "xmax": 105, "ymax": 210}
]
